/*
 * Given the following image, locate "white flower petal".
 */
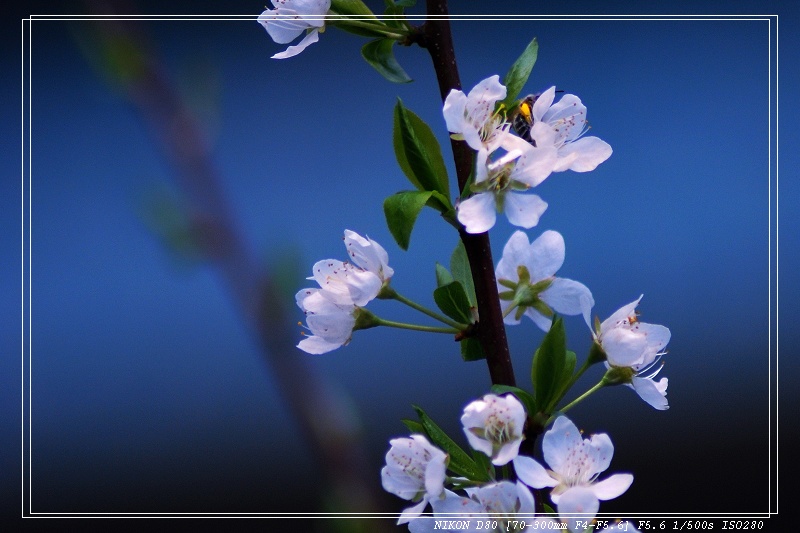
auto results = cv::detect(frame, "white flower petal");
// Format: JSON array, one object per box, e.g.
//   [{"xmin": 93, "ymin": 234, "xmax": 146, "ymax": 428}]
[
  {"xmin": 297, "ymin": 335, "xmax": 344, "ymax": 354},
  {"xmin": 513, "ymin": 455, "xmax": 558, "ymax": 489},
  {"xmin": 542, "ymin": 416, "xmax": 583, "ymax": 474},
  {"xmin": 311, "ymin": 259, "xmax": 381, "ymax": 306},
  {"xmin": 527, "ymin": 230, "xmax": 565, "ymax": 281},
  {"xmin": 457, "ymin": 192, "xmax": 497, "ymax": 234},
  {"xmin": 515, "ymin": 481, "xmax": 537, "ymax": 514},
  {"xmin": 636, "ymin": 323, "xmax": 672, "ymax": 355},
  {"xmin": 631, "ymin": 376, "xmax": 669, "ymax": 410},
  {"xmin": 592, "ymin": 473, "xmax": 633, "ymax": 501},
  {"xmin": 524, "ymin": 307, "xmax": 556, "ymax": 332},
  {"xmin": 531, "ymin": 86, "xmax": 556, "ymax": 122},
  {"xmin": 556, "ymin": 136, "xmax": 612, "ymax": 172},
  {"xmin": 504, "ymin": 192, "xmax": 548, "ymax": 229},
  {"xmin": 540, "ymin": 278, "xmax": 594, "ymax": 318},
  {"xmin": 557, "ymin": 486, "xmax": 600, "ymax": 533},
  {"xmin": 602, "ymin": 326, "xmax": 649, "ymax": 367},
  {"xmin": 398, "ymin": 498, "xmax": 429, "ymax": 525},
  {"xmin": 585, "ymin": 432, "xmax": 614, "ymax": 475},
  {"xmin": 600, "ymin": 295, "xmax": 643, "ymax": 333},
  {"xmin": 541, "ymin": 93, "xmax": 586, "ymax": 142},
  {"xmin": 271, "ymin": 29, "xmax": 320, "ymax": 59},
  {"xmin": 343, "ymin": 229, "xmax": 394, "ymax": 281},
  {"xmin": 503, "ymin": 129, "xmax": 557, "ymax": 187},
  {"xmin": 259, "ymin": 8, "xmax": 306, "ymax": 43},
  {"xmin": 495, "ymin": 230, "xmax": 531, "ymax": 283},
  {"xmin": 443, "ymin": 89, "xmax": 470, "ymax": 136}
]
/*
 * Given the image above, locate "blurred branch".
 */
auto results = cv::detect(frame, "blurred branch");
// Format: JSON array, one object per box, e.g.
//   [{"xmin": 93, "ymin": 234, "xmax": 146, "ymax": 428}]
[{"xmin": 81, "ymin": 2, "xmax": 393, "ymax": 526}]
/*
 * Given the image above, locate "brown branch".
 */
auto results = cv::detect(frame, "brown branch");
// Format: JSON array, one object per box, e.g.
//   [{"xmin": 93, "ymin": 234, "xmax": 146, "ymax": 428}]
[{"xmin": 421, "ymin": 1, "xmax": 516, "ymax": 387}]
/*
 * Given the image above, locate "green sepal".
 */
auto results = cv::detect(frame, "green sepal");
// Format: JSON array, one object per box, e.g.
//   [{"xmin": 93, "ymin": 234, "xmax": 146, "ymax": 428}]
[
  {"xmin": 603, "ymin": 366, "xmax": 635, "ymax": 386},
  {"xmin": 393, "ymin": 100, "xmax": 451, "ymax": 199},
  {"xmin": 500, "ymin": 37, "xmax": 539, "ymax": 110},
  {"xmin": 401, "ymin": 418, "xmax": 426, "ymax": 434},
  {"xmin": 361, "ymin": 39, "xmax": 412, "ymax": 84},
  {"xmin": 489, "ymin": 385, "xmax": 538, "ymax": 418},
  {"xmin": 450, "ymin": 240, "xmax": 477, "ymax": 307},
  {"xmin": 435, "ymin": 263, "xmax": 454, "ymax": 287},
  {"xmin": 542, "ymin": 503, "xmax": 557, "ymax": 516},
  {"xmin": 588, "ymin": 340, "xmax": 607, "ymax": 366},
  {"xmin": 383, "ymin": 190, "xmax": 450, "ymax": 250},
  {"xmin": 412, "ymin": 405, "xmax": 489, "ymax": 481},
  {"xmin": 433, "ymin": 281, "xmax": 473, "ymax": 324},
  {"xmin": 460, "ymin": 337, "xmax": 485, "ymax": 362},
  {"xmin": 352, "ymin": 307, "xmax": 381, "ymax": 330},
  {"xmin": 531, "ymin": 316, "xmax": 567, "ymax": 412}
]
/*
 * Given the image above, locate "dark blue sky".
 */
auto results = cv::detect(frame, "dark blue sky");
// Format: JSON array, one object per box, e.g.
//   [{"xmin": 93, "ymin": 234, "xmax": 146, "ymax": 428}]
[{"xmin": 2, "ymin": 0, "xmax": 798, "ymax": 528}]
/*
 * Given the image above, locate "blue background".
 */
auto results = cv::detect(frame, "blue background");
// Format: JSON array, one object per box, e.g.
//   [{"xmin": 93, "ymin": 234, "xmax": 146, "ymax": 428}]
[{"xmin": 2, "ymin": 0, "xmax": 798, "ymax": 529}]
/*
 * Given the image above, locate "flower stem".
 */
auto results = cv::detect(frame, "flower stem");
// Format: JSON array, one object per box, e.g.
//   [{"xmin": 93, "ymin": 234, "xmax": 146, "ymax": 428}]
[
  {"xmin": 552, "ymin": 357, "xmax": 593, "ymax": 407},
  {"xmin": 549, "ymin": 380, "xmax": 607, "ymax": 424},
  {"xmin": 327, "ymin": 16, "xmax": 410, "ymax": 39},
  {"xmin": 383, "ymin": 287, "xmax": 468, "ymax": 330},
  {"xmin": 375, "ymin": 317, "xmax": 460, "ymax": 334}
]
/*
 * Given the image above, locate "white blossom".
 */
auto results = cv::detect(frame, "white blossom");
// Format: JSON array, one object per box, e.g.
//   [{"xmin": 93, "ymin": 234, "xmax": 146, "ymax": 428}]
[
  {"xmin": 456, "ymin": 133, "xmax": 558, "ymax": 234},
  {"xmin": 592, "ymin": 295, "xmax": 671, "ymax": 410},
  {"xmin": 496, "ymin": 230, "xmax": 594, "ymax": 331},
  {"xmin": 295, "ymin": 288, "xmax": 356, "ymax": 354},
  {"xmin": 528, "ymin": 86, "xmax": 612, "ymax": 172},
  {"xmin": 408, "ymin": 482, "xmax": 536, "ymax": 533},
  {"xmin": 461, "ymin": 394, "xmax": 526, "ymax": 466},
  {"xmin": 344, "ymin": 229, "xmax": 394, "ymax": 283},
  {"xmin": 381, "ymin": 434, "xmax": 447, "ymax": 524},
  {"xmin": 513, "ymin": 417, "xmax": 633, "ymax": 532},
  {"xmin": 295, "ymin": 230, "xmax": 392, "ymax": 353},
  {"xmin": 443, "ymin": 75, "xmax": 510, "ymax": 152},
  {"xmin": 257, "ymin": 0, "xmax": 331, "ymax": 59}
]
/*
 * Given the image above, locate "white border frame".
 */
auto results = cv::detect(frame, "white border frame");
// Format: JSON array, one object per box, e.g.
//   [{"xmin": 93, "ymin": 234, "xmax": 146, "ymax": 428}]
[{"xmin": 20, "ymin": 13, "xmax": 779, "ymax": 521}]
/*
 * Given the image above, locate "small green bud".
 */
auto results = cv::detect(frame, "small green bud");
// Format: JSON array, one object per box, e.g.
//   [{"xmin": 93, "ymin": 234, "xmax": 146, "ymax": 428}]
[
  {"xmin": 602, "ymin": 365, "xmax": 636, "ymax": 386},
  {"xmin": 353, "ymin": 308, "xmax": 381, "ymax": 331}
]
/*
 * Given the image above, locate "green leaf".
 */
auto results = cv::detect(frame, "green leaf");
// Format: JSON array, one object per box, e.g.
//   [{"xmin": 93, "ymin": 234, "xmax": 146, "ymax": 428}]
[
  {"xmin": 330, "ymin": 0, "xmax": 378, "ymax": 17},
  {"xmin": 361, "ymin": 39, "xmax": 412, "ymax": 84},
  {"xmin": 412, "ymin": 405, "xmax": 488, "ymax": 481},
  {"xmin": 459, "ymin": 337, "xmax": 485, "ymax": 362},
  {"xmin": 531, "ymin": 316, "xmax": 567, "ymax": 412},
  {"xmin": 401, "ymin": 418, "xmax": 426, "ymax": 434},
  {"xmin": 435, "ymin": 263, "xmax": 454, "ymax": 287},
  {"xmin": 450, "ymin": 240, "xmax": 477, "ymax": 307},
  {"xmin": 550, "ymin": 350, "xmax": 577, "ymax": 411},
  {"xmin": 383, "ymin": 190, "xmax": 432, "ymax": 250},
  {"xmin": 490, "ymin": 385, "xmax": 538, "ymax": 417},
  {"xmin": 500, "ymin": 37, "xmax": 539, "ymax": 109},
  {"xmin": 433, "ymin": 281, "xmax": 473, "ymax": 324},
  {"xmin": 393, "ymin": 100, "xmax": 451, "ymax": 199},
  {"xmin": 471, "ymin": 448, "xmax": 495, "ymax": 481}
]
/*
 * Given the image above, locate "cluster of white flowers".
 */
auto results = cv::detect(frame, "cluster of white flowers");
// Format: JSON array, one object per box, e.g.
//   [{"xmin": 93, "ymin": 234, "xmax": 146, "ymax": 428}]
[
  {"xmin": 295, "ymin": 230, "xmax": 392, "ymax": 354},
  {"xmin": 382, "ymin": 394, "xmax": 638, "ymax": 532},
  {"xmin": 443, "ymin": 76, "xmax": 612, "ymax": 234}
]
